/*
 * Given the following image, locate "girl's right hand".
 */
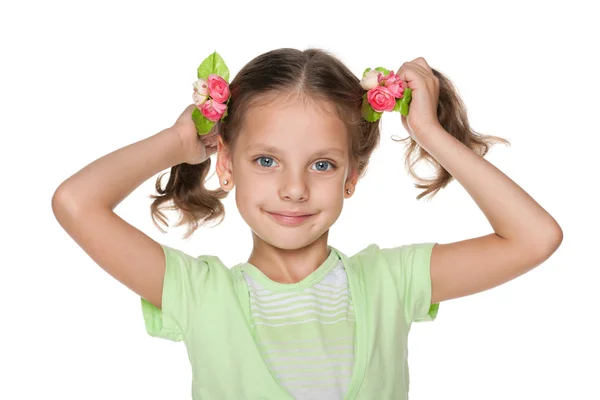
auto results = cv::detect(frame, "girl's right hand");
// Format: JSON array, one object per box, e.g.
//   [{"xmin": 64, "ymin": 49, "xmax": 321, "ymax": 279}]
[{"xmin": 171, "ymin": 104, "xmax": 219, "ymax": 165}]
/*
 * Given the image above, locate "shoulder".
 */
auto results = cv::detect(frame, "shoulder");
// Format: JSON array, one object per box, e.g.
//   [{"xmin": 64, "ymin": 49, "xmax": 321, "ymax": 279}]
[
  {"xmin": 341, "ymin": 242, "xmax": 436, "ymax": 272},
  {"xmin": 161, "ymin": 244, "xmax": 234, "ymax": 279}
]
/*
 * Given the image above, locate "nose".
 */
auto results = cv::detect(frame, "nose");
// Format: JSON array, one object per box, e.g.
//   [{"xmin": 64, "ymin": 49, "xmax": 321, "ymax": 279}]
[{"xmin": 279, "ymin": 168, "xmax": 309, "ymax": 202}]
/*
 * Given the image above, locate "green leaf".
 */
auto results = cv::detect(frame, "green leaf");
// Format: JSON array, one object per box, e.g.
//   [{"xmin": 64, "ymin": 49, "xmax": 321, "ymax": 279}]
[
  {"xmin": 192, "ymin": 107, "xmax": 216, "ymax": 135},
  {"xmin": 396, "ymin": 87, "xmax": 412, "ymax": 116},
  {"xmin": 362, "ymin": 67, "xmax": 372, "ymax": 77},
  {"xmin": 374, "ymin": 66, "xmax": 390, "ymax": 76},
  {"xmin": 197, "ymin": 51, "xmax": 230, "ymax": 82},
  {"xmin": 221, "ymin": 102, "xmax": 229, "ymax": 120},
  {"xmin": 361, "ymin": 97, "xmax": 382, "ymax": 122}
]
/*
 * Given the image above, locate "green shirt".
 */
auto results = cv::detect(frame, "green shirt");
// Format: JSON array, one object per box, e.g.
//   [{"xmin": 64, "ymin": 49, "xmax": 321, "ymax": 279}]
[{"xmin": 141, "ymin": 242, "xmax": 439, "ymax": 399}]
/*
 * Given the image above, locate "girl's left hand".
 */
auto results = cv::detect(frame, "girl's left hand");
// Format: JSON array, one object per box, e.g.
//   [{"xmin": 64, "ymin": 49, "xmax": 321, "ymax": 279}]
[{"xmin": 396, "ymin": 57, "xmax": 442, "ymax": 138}]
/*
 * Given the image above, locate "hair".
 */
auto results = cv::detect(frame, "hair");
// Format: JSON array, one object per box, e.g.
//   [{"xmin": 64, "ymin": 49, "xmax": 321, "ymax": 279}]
[{"xmin": 150, "ymin": 48, "xmax": 509, "ymax": 239}]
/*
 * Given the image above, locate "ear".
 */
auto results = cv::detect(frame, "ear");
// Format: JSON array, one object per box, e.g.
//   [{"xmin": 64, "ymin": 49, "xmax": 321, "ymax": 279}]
[
  {"xmin": 344, "ymin": 165, "xmax": 359, "ymax": 198},
  {"xmin": 216, "ymin": 135, "xmax": 234, "ymax": 190}
]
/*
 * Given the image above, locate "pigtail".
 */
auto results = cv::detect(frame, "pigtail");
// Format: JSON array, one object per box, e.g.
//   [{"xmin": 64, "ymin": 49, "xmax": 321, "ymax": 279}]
[
  {"xmin": 149, "ymin": 154, "xmax": 228, "ymax": 240},
  {"xmin": 395, "ymin": 69, "xmax": 510, "ymax": 200}
]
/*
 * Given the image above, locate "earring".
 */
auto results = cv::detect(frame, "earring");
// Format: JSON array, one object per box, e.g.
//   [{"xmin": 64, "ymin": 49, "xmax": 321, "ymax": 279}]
[
  {"xmin": 346, "ymin": 188, "xmax": 351, "ymax": 195},
  {"xmin": 223, "ymin": 179, "xmax": 229, "ymax": 185}
]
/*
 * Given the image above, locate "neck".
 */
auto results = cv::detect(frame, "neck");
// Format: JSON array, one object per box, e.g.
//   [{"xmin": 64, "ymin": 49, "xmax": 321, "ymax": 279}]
[{"xmin": 247, "ymin": 231, "xmax": 330, "ymax": 284}]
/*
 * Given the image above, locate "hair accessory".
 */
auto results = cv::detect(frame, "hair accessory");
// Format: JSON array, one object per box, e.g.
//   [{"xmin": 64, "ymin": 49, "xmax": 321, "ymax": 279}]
[
  {"xmin": 359, "ymin": 67, "xmax": 412, "ymax": 122},
  {"xmin": 192, "ymin": 51, "xmax": 232, "ymax": 135}
]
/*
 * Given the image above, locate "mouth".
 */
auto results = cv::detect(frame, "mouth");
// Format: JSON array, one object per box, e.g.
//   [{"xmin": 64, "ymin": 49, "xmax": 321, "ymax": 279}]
[{"xmin": 264, "ymin": 211, "xmax": 315, "ymax": 226}]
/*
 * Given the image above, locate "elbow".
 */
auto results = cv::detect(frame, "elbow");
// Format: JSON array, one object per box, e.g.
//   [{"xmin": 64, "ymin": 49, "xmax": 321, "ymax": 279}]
[
  {"xmin": 547, "ymin": 222, "xmax": 563, "ymax": 255},
  {"xmin": 530, "ymin": 222, "xmax": 563, "ymax": 265},
  {"xmin": 52, "ymin": 184, "xmax": 80, "ymax": 222},
  {"xmin": 543, "ymin": 217, "xmax": 563, "ymax": 253}
]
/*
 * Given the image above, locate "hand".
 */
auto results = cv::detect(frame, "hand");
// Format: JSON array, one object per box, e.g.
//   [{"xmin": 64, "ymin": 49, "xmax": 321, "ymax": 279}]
[
  {"xmin": 396, "ymin": 57, "xmax": 442, "ymax": 138},
  {"xmin": 171, "ymin": 104, "xmax": 218, "ymax": 165}
]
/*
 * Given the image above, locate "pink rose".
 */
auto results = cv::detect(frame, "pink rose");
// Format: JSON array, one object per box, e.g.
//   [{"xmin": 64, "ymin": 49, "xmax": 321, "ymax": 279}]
[
  {"xmin": 200, "ymin": 99, "xmax": 227, "ymax": 122},
  {"xmin": 378, "ymin": 71, "xmax": 405, "ymax": 98},
  {"xmin": 385, "ymin": 82, "xmax": 405, "ymax": 98},
  {"xmin": 367, "ymin": 86, "xmax": 396, "ymax": 112},
  {"xmin": 207, "ymin": 74, "xmax": 230, "ymax": 103},
  {"xmin": 378, "ymin": 70, "xmax": 401, "ymax": 85}
]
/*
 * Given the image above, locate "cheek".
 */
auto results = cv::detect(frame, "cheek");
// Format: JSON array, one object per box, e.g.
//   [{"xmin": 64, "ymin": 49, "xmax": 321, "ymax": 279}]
[
  {"xmin": 234, "ymin": 168, "xmax": 271, "ymax": 201},
  {"xmin": 311, "ymin": 177, "xmax": 345, "ymax": 202}
]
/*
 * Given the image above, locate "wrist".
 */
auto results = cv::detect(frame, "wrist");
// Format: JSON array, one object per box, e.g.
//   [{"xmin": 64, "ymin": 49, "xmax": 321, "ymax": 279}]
[
  {"xmin": 412, "ymin": 124, "xmax": 446, "ymax": 147},
  {"xmin": 156, "ymin": 127, "xmax": 188, "ymax": 167}
]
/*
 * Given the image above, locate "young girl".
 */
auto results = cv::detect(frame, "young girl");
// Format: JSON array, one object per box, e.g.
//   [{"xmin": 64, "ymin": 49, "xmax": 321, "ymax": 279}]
[{"xmin": 52, "ymin": 48, "xmax": 563, "ymax": 399}]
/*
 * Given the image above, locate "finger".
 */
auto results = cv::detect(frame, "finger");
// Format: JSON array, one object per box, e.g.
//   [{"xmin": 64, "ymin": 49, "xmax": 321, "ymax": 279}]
[
  {"xmin": 411, "ymin": 64, "xmax": 438, "ymax": 87},
  {"xmin": 185, "ymin": 103, "xmax": 196, "ymax": 115},
  {"xmin": 396, "ymin": 63, "xmax": 412, "ymax": 83},
  {"xmin": 177, "ymin": 104, "xmax": 194, "ymax": 121},
  {"xmin": 406, "ymin": 61, "xmax": 431, "ymax": 78},
  {"xmin": 409, "ymin": 59, "xmax": 438, "ymax": 86},
  {"xmin": 396, "ymin": 63, "xmax": 425, "ymax": 89},
  {"xmin": 411, "ymin": 57, "xmax": 433, "ymax": 72},
  {"xmin": 398, "ymin": 62, "xmax": 436, "ymax": 88},
  {"xmin": 411, "ymin": 63, "xmax": 429, "ymax": 76}
]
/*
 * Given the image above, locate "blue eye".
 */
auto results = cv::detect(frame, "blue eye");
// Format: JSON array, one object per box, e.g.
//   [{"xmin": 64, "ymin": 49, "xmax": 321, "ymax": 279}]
[
  {"xmin": 253, "ymin": 156, "xmax": 336, "ymax": 171},
  {"xmin": 255, "ymin": 156, "xmax": 278, "ymax": 168},
  {"xmin": 312, "ymin": 161, "xmax": 335, "ymax": 172}
]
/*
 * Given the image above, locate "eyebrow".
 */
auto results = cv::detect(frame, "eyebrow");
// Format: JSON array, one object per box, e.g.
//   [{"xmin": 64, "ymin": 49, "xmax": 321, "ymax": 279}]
[{"xmin": 246, "ymin": 144, "xmax": 345, "ymax": 158}]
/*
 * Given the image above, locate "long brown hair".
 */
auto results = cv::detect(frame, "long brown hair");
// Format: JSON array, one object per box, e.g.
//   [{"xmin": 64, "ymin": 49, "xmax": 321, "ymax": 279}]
[{"xmin": 150, "ymin": 48, "xmax": 509, "ymax": 239}]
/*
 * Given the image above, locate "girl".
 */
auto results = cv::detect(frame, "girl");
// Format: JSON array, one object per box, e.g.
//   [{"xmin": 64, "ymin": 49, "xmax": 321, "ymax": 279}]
[{"xmin": 52, "ymin": 48, "xmax": 563, "ymax": 399}]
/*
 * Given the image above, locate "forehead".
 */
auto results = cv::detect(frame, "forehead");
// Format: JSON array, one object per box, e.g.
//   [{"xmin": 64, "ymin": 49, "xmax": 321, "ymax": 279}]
[{"xmin": 237, "ymin": 94, "xmax": 349, "ymax": 153}]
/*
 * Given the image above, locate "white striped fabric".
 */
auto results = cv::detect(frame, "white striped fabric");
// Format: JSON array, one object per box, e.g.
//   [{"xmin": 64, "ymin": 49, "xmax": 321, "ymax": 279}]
[{"xmin": 242, "ymin": 257, "xmax": 356, "ymax": 399}]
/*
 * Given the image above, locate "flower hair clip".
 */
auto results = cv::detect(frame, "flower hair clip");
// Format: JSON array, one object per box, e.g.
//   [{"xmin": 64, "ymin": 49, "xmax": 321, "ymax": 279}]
[
  {"xmin": 360, "ymin": 67, "xmax": 412, "ymax": 122},
  {"xmin": 192, "ymin": 51, "xmax": 231, "ymax": 135}
]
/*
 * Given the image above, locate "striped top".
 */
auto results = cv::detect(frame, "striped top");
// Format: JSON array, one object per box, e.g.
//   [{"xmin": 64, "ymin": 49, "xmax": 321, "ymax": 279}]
[{"xmin": 241, "ymin": 249, "xmax": 355, "ymax": 399}]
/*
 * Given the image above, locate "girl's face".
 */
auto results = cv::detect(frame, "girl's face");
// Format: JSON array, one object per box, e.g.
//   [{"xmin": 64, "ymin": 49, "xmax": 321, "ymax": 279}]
[{"xmin": 217, "ymin": 94, "xmax": 358, "ymax": 251}]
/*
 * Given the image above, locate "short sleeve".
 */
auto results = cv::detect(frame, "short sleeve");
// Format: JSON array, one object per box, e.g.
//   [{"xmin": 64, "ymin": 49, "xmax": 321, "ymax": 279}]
[
  {"xmin": 140, "ymin": 244, "xmax": 210, "ymax": 342},
  {"xmin": 380, "ymin": 242, "xmax": 439, "ymax": 324}
]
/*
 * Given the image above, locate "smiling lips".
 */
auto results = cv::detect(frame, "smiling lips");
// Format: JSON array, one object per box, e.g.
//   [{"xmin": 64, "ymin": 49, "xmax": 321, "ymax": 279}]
[{"xmin": 266, "ymin": 211, "xmax": 314, "ymax": 226}]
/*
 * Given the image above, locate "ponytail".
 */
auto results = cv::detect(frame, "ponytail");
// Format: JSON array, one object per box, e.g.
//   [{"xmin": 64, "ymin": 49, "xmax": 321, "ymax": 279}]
[
  {"xmin": 395, "ymin": 68, "xmax": 510, "ymax": 200},
  {"xmin": 149, "ymin": 156, "xmax": 228, "ymax": 239}
]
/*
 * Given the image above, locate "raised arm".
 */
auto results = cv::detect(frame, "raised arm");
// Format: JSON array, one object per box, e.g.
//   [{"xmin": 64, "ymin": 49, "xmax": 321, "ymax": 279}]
[
  {"xmin": 52, "ymin": 124, "xmax": 190, "ymax": 310},
  {"xmin": 419, "ymin": 124, "xmax": 563, "ymax": 304},
  {"xmin": 394, "ymin": 58, "xmax": 563, "ymax": 306}
]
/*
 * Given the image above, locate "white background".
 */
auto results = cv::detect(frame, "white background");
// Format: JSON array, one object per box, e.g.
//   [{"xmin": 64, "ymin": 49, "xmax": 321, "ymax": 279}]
[{"xmin": 1, "ymin": 0, "xmax": 598, "ymax": 399}]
